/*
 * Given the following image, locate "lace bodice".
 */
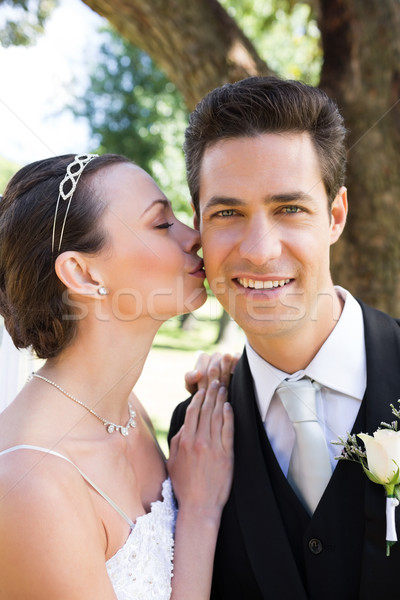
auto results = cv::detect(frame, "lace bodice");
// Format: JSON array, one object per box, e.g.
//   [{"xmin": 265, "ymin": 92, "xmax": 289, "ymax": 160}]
[{"xmin": 106, "ymin": 478, "xmax": 177, "ymax": 600}]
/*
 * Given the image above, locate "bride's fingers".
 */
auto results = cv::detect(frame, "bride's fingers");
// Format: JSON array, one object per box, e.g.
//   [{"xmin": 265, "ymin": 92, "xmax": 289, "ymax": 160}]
[
  {"xmin": 198, "ymin": 351, "xmax": 238, "ymax": 390},
  {"xmin": 195, "ymin": 353, "xmax": 222, "ymax": 392},
  {"xmin": 184, "ymin": 351, "xmax": 239, "ymax": 395},
  {"xmin": 210, "ymin": 385, "xmax": 228, "ymax": 441},
  {"xmin": 184, "ymin": 369, "xmax": 202, "ymax": 395},
  {"xmin": 221, "ymin": 402, "xmax": 234, "ymax": 454},
  {"xmin": 184, "ymin": 352, "xmax": 212, "ymax": 394},
  {"xmin": 219, "ymin": 353, "xmax": 234, "ymax": 387},
  {"xmin": 181, "ymin": 388, "xmax": 205, "ymax": 438},
  {"xmin": 168, "ymin": 426, "xmax": 183, "ymax": 462},
  {"xmin": 197, "ymin": 379, "xmax": 221, "ymax": 439}
]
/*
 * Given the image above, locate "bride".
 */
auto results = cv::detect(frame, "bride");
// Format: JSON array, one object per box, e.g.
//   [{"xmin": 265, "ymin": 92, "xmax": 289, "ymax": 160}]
[{"xmin": 0, "ymin": 154, "xmax": 234, "ymax": 599}]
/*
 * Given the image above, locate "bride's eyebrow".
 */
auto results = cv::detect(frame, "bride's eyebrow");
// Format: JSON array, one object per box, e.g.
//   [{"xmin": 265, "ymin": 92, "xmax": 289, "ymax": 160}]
[{"xmin": 140, "ymin": 199, "xmax": 171, "ymax": 217}]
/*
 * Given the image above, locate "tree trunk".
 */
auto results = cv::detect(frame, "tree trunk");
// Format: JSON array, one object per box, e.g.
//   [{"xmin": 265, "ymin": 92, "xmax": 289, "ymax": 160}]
[
  {"xmin": 82, "ymin": 0, "xmax": 273, "ymax": 109},
  {"xmin": 318, "ymin": 0, "xmax": 400, "ymax": 314},
  {"xmin": 82, "ymin": 0, "xmax": 400, "ymax": 315}
]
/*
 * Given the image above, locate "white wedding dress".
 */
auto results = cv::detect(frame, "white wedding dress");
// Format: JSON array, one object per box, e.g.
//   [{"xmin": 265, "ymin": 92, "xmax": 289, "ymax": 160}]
[
  {"xmin": 0, "ymin": 445, "xmax": 177, "ymax": 600},
  {"xmin": 106, "ymin": 477, "xmax": 177, "ymax": 600}
]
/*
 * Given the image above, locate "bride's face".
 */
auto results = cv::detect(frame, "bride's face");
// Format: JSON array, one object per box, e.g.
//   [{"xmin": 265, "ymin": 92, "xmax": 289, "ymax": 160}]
[{"xmin": 93, "ymin": 162, "xmax": 206, "ymax": 322}]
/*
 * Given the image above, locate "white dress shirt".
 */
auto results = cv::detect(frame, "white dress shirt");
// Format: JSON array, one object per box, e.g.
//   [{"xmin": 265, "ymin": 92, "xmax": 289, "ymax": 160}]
[{"xmin": 246, "ymin": 287, "xmax": 367, "ymax": 476}]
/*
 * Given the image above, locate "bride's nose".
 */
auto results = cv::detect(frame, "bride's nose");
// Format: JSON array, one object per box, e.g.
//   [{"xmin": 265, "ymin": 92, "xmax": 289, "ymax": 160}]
[{"xmin": 179, "ymin": 222, "xmax": 201, "ymax": 254}]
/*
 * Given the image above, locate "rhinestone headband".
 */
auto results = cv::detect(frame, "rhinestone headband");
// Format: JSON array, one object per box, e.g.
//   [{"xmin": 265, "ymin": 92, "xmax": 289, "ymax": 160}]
[{"xmin": 52, "ymin": 153, "xmax": 98, "ymax": 253}]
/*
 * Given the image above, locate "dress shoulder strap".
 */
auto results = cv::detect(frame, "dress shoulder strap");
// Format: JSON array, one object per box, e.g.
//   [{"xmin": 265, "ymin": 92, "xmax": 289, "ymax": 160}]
[{"xmin": 0, "ymin": 444, "xmax": 134, "ymax": 528}]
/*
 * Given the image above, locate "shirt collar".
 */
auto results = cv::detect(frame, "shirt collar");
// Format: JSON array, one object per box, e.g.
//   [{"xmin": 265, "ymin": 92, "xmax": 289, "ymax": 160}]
[{"xmin": 246, "ymin": 286, "xmax": 366, "ymax": 422}]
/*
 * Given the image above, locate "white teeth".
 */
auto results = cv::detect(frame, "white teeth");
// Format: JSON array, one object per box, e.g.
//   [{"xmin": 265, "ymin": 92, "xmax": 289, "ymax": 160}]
[{"xmin": 238, "ymin": 278, "xmax": 290, "ymax": 289}]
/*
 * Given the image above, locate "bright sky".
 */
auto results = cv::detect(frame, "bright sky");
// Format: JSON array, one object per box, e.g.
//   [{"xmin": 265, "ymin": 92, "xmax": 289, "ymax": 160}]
[{"xmin": 0, "ymin": 0, "xmax": 105, "ymax": 166}]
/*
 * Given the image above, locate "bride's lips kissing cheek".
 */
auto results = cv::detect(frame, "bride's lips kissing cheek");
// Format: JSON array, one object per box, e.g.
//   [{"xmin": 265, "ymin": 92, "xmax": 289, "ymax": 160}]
[{"xmin": 189, "ymin": 259, "xmax": 206, "ymax": 279}]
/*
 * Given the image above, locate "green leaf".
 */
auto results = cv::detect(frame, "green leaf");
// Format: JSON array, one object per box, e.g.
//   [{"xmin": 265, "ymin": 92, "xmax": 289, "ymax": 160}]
[{"xmin": 387, "ymin": 540, "xmax": 396, "ymax": 557}]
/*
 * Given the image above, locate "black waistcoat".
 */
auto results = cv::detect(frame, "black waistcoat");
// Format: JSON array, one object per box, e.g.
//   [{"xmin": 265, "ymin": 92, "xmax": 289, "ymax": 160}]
[{"xmin": 255, "ymin": 391, "xmax": 366, "ymax": 599}]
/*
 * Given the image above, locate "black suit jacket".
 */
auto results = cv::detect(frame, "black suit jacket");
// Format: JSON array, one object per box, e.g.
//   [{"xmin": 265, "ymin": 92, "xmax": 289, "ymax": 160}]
[{"xmin": 169, "ymin": 301, "xmax": 400, "ymax": 599}]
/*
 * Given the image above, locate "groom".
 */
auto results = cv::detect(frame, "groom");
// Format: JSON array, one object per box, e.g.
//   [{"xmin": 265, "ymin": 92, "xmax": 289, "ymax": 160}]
[{"xmin": 169, "ymin": 76, "xmax": 400, "ymax": 599}]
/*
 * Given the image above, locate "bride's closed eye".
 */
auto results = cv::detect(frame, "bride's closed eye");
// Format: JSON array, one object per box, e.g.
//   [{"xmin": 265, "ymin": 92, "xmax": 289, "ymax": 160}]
[{"xmin": 155, "ymin": 222, "xmax": 174, "ymax": 230}]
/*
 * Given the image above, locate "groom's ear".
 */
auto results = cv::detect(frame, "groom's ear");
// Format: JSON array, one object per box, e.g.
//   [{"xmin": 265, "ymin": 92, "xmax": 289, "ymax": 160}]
[{"xmin": 191, "ymin": 203, "xmax": 200, "ymax": 231}]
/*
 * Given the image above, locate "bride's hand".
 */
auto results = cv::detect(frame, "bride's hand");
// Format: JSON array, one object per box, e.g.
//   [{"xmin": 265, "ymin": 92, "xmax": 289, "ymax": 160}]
[
  {"xmin": 167, "ymin": 380, "xmax": 234, "ymax": 519},
  {"xmin": 184, "ymin": 352, "xmax": 240, "ymax": 395}
]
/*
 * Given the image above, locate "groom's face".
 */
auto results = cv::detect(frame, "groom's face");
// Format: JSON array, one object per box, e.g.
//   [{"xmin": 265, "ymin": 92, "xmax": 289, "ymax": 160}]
[{"xmin": 195, "ymin": 132, "xmax": 346, "ymax": 342}]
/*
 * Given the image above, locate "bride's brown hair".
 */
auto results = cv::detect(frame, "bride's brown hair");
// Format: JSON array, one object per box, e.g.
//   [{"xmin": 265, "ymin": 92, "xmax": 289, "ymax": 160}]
[{"xmin": 0, "ymin": 153, "xmax": 130, "ymax": 359}]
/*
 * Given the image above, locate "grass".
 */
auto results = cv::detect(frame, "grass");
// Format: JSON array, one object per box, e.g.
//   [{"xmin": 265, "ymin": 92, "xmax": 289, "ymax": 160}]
[
  {"xmin": 153, "ymin": 293, "xmax": 226, "ymax": 352},
  {"xmin": 153, "ymin": 316, "xmax": 220, "ymax": 353}
]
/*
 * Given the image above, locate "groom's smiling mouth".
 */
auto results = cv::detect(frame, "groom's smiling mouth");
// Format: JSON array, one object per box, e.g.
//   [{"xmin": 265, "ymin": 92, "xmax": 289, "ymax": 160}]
[{"xmin": 235, "ymin": 278, "xmax": 292, "ymax": 290}]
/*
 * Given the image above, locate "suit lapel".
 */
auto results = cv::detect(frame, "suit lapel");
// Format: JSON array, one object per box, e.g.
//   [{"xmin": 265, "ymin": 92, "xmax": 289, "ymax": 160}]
[
  {"xmin": 358, "ymin": 302, "xmax": 400, "ymax": 591},
  {"xmin": 231, "ymin": 352, "xmax": 308, "ymax": 598},
  {"xmin": 360, "ymin": 301, "xmax": 400, "ymax": 430}
]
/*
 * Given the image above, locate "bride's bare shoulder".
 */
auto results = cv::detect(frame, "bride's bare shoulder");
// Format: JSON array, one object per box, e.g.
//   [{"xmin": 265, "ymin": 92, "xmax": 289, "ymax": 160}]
[
  {"xmin": 0, "ymin": 447, "xmax": 115, "ymax": 599},
  {"xmin": 0, "ymin": 445, "xmax": 89, "ymax": 505}
]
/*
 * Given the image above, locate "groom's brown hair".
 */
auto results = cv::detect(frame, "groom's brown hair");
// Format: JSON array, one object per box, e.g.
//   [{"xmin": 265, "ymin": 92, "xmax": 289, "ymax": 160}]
[{"xmin": 184, "ymin": 76, "xmax": 347, "ymax": 216}]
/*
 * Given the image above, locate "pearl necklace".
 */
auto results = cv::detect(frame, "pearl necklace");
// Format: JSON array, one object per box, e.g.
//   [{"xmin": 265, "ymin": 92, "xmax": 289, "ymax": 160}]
[{"xmin": 30, "ymin": 373, "xmax": 137, "ymax": 437}]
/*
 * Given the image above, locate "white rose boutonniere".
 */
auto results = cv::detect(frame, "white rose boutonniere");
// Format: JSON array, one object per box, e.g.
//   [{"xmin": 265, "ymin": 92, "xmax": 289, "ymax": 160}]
[{"xmin": 333, "ymin": 402, "xmax": 400, "ymax": 556}]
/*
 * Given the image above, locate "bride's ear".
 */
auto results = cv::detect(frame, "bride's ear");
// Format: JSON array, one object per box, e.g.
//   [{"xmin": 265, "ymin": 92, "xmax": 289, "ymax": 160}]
[{"xmin": 55, "ymin": 252, "xmax": 103, "ymax": 297}]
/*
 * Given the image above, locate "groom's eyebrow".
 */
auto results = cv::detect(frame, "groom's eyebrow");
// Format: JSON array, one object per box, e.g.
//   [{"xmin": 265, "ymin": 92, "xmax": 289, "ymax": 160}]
[
  {"xmin": 201, "ymin": 196, "xmax": 245, "ymax": 213},
  {"xmin": 201, "ymin": 192, "xmax": 315, "ymax": 215}
]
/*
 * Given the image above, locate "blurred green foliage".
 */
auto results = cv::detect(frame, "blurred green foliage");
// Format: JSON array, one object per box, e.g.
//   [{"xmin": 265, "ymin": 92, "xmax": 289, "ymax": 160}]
[
  {"xmin": 69, "ymin": 29, "xmax": 191, "ymax": 221},
  {"xmin": 0, "ymin": 156, "xmax": 20, "ymax": 192},
  {"xmin": 154, "ymin": 317, "xmax": 220, "ymax": 353},
  {"xmin": 0, "ymin": 0, "xmax": 58, "ymax": 47},
  {"xmin": 221, "ymin": 0, "xmax": 322, "ymax": 85}
]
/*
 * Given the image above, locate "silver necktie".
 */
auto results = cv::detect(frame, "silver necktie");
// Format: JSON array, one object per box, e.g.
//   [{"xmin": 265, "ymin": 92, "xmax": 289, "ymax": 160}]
[{"xmin": 276, "ymin": 378, "xmax": 332, "ymax": 514}]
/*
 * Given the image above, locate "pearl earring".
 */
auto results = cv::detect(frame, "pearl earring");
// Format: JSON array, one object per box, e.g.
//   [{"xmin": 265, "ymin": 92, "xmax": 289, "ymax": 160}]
[{"xmin": 98, "ymin": 285, "xmax": 108, "ymax": 296}]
